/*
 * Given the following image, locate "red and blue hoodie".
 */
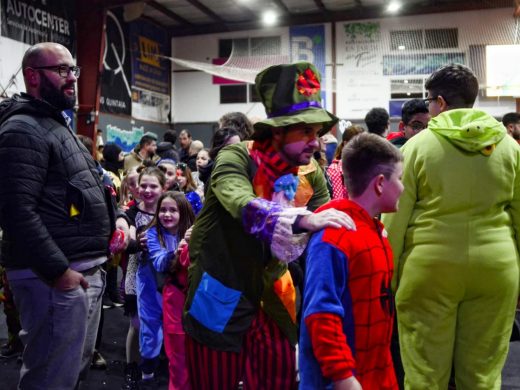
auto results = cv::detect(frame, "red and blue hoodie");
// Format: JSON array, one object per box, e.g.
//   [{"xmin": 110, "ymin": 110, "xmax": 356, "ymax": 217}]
[{"xmin": 299, "ymin": 199, "xmax": 398, "ymax": 390}]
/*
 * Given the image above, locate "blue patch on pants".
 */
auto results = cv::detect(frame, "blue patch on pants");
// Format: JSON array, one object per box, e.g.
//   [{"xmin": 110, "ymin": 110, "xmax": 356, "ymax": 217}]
[{"xmin": 189, "ymin": 272, "xmax": 241, "ymax": 333}]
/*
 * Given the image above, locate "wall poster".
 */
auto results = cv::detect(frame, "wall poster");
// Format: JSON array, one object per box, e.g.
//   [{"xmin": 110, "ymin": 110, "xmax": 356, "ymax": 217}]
[
  {"xmin": 129, "ymin": 19, "xmax": 170, "ymax": 123},
  {"xmin": 1, "ymin": 0, "xmax": 76, "ymax": 54}
]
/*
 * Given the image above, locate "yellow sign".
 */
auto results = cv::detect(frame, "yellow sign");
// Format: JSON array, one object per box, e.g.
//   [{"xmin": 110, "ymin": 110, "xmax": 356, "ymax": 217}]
[{"xmin": 138, "ymin": 36, "xmax": 160, "ymax": 67}]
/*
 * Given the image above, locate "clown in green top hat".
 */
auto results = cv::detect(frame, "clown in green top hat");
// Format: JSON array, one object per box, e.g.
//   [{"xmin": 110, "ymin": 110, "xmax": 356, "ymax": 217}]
[
  {"xmin": 250, "ymin": 61, "xmax": 338, "ymax": 172},
  {"xmin": 253, "ymin": 61, "xmax": 338, "ymax": 141},
  {"xmin": 182, "ymin": 61, "xmax": 354, "ymax": 389}
]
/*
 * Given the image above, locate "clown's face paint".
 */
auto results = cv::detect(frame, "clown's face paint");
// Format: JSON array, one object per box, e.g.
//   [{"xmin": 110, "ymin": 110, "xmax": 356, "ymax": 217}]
[{"xmin": 275, "ymin": 123, "xmax": 322, "ymax": 166}]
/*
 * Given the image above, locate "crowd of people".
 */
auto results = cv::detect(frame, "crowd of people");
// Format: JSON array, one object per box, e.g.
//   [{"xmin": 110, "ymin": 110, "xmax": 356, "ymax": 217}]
[{"xmin": 0, "ymin": 42, "xmax": 520, "ymax": 390}]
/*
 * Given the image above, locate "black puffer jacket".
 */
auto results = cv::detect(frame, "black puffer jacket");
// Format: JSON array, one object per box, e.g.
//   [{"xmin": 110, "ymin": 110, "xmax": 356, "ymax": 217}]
[{"xmin": 0, "ymin": 93, "xmax": 112, "ymax": 281}]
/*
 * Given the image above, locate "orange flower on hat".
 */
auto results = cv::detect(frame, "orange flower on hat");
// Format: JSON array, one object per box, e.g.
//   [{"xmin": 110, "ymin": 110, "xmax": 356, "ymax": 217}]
[{"xmin": 297, "ymin": 68, "xmax": 320, "ymax": 96}]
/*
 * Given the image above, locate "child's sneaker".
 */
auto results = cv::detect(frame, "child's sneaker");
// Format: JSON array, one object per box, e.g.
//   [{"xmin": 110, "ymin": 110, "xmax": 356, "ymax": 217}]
[
  {"xmin": 138, "ymin": 377, "xmax": 159, "ymax": 390},
  {"xmin": 91, "ymin": 350, "xmax": 107, "ymax": 369},
  {"xmin": 121, "ymin": 362, "xmax": 139, "ymax": 390},
  {"xmin": 0, "ymin": 341, "xmax": 23, "ymax": 359}
]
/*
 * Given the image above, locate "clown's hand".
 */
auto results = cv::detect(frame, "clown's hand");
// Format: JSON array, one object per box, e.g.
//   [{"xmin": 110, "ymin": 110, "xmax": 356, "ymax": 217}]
[{"xmin": 298, "ymin": 208, "xmax": 356, "ymax": 232}]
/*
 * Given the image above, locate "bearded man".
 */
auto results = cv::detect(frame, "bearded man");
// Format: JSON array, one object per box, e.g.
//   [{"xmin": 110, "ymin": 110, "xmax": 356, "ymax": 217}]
[{"xmin": 0, "ymin": 42, "xmax": 116, "ymax": 389}]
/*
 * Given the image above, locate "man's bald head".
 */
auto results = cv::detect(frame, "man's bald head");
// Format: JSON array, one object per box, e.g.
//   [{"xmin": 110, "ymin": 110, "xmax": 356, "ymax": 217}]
[
  {"xmin": 21, "ymin": 42, "xmax": 77, "ymax": 110},
  {"xmin": 22, "ymin": 43, "xmax": 70, "ymax": 72}
]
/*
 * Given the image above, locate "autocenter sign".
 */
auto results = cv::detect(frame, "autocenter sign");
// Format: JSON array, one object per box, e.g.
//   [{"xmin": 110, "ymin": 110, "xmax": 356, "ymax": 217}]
[{"xmin": 1, "ymin": 0, "xmax": 76, "ymax": 55}]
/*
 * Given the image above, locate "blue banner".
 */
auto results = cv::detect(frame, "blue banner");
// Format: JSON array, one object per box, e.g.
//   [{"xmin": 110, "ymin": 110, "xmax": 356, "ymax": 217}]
[
  {"xmin": 383, "ymin": 53, "xmax": 465, "ymax": 76},
  {"xmin": 290, "ymin": 25, "xmax": 326, "ymax": 106},
  {"xmin": 389, "ymin": 100, "xmax": 407, "ymax": 118},
  {"xmin": 129, "ymin": 19, "xmax": 170, "ymax": 95}
]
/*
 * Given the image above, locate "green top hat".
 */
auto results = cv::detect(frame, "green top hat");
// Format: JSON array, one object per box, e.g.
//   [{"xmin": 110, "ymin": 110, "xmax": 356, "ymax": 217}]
[{"xmin": 253, "ymin": 62, "xmax": 338, "ymax": 140}]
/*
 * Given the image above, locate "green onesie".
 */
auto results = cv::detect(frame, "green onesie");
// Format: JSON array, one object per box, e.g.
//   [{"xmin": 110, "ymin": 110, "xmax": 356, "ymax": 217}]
[{"xmin": 383, "ymin": 109, "xmax": 520, "ymax": 390}]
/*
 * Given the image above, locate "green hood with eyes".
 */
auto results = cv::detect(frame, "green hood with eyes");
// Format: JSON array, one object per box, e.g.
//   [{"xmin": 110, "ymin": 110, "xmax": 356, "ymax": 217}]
[{"xmin": 428, "ymin": 109, "xmax": 506, "ymax": 155}]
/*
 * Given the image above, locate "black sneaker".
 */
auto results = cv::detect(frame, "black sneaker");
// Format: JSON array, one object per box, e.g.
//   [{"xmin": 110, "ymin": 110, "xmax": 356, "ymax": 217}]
[
  {"xmin": 0, "ymin": 342, "xmax": 23, "ymax": 360},
  {"xmin": 121, "ymin": 362, "xmax": 140, "ymax": 390},
  {"xmin": 102, "ymin": 295, "xmax": 115, "ymax": 309},
  {"xmin": 91, "ymin": 350, "xmax": 107, "ymax": 370},
  {"xmin": 138, "ymin": 377, "xmax": 159, "ymax": 390},
  {"xmin": 109, "ymin": 291, "xmax": 124, "ymax": 307}
]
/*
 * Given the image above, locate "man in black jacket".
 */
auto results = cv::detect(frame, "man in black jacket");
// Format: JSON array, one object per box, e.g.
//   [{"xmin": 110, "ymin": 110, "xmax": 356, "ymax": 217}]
[{"xmin": 0, "ymin": 42, "xmax": 118, "ymax": 389}]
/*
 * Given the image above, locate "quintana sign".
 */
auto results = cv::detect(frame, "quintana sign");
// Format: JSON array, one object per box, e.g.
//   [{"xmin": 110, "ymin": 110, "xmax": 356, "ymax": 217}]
[{"xmin": 100, "ymin": 9, "xmax": 132, "ymax": 116}]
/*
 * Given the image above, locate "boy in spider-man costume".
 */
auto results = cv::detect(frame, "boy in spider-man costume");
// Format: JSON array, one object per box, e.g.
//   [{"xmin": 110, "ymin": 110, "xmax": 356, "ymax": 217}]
[{"xmin": 300, "ymin": 133, "xmax": 403, "ymax": 390}]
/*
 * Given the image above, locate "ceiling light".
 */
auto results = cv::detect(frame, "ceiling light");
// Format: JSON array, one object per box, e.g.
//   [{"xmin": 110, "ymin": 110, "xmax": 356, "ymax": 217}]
[
  {"xmin": 398, "ymin": 45, "xmax": 405, "ymax": 50},
  {"xmin": 262, "ymin": 10, "xmax": 277, "ymax": 26},
  {"xmin": 387, "ymin": 1, "xmax": 402, "ymax": 13}
]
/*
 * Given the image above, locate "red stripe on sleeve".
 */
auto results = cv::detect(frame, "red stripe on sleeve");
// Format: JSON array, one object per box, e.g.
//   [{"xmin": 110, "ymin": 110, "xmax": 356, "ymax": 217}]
[{"xmin": 305, "ymin": 312, "xmax": 356, "ymax": 382}]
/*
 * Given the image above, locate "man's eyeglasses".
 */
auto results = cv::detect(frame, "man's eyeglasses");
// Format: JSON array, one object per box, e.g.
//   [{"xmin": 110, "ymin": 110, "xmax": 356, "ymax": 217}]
[
  {"xmin": 406, "ymin": 122, "xmax": 428, "ymax": 132},
  {"xmin": 30, "ymin": 65, "xmax": 81, "ymax": 78},
  {"xmin": 423, "ymin": 96, "xmax": 438, "ymax": 106}
]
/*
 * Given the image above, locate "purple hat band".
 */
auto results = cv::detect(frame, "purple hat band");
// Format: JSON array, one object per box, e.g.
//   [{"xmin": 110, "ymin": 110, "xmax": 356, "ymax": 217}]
[{"xmin": 267, "ymin": 101, "xmax": 322, "ymax": 118}]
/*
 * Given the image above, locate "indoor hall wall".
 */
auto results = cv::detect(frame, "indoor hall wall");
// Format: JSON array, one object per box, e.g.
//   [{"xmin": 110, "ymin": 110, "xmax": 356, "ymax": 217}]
[
  {"xmin": 0, "ymin": 37, "xmax": 77, "ymax": 128},
  {"xmin": 172, "ymin": 69, "xmax": 266, "ymax": 122},
  {"xmin": 172, "ymin": 7, "xmax": 516, "ymax": 124},
  {"xmin": 171, "ymin": 24, "xmax": 334, "ymax": 124},
  {"xmin": 0, "ymin": 39, "xmax": 32, "ymax": 99},
  {"xmin": 335, "ymin": 7, "xmax": 516, "ymax": 119}
]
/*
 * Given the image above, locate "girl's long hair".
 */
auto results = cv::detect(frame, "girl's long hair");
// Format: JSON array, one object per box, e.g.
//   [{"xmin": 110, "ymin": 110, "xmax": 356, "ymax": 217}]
[
  {"xmin": 177, "ymin": 163, "xmax": 197, "ymax": 192},
  {"xmin": 120, "ymin": 167, "xmax": 138, "ymax": 206},
  {"xmin": 148, "ymin": 191, "xmax": 195, "ymax": 248},
  {"xmin": 334, "ymin": 125, "xmax": 365, "ymax": 160}
]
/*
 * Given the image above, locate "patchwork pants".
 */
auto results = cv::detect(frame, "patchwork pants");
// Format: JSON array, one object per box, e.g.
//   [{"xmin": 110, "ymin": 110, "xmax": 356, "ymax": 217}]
[{"xmin": 186, "ymin": 309, "xmax": 297, "ymax": 390}]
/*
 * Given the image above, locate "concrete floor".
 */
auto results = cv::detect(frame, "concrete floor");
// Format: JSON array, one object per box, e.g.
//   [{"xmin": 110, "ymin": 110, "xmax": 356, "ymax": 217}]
[
  {"xmin": 1, "ymin": 305, "xmax": 520, "ymax": 389},
  {"xmin": 503, "ymin": 342, "xmax": 520, "ymax": 389}
]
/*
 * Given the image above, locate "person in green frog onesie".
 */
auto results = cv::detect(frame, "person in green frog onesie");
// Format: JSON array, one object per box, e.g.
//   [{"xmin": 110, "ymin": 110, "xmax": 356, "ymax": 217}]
[{"xmin": 382, "ymin": 63, "xmax": 520, "ymax": 390}]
